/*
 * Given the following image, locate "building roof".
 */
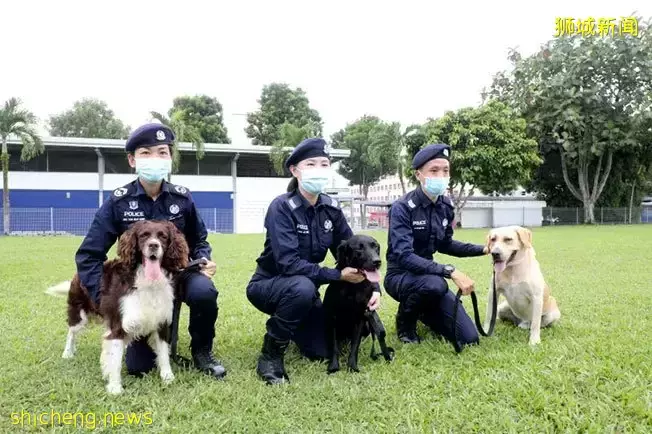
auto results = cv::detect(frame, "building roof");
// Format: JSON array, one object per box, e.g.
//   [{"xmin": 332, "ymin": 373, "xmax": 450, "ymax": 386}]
[{"xmin": 6, "ymin": 136, "xmax": 351, "ymax": 158}]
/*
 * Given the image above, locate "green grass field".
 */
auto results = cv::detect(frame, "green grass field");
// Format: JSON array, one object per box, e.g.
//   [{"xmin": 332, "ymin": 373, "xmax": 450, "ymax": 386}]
[{"xmin": 1, "ymin": 225, "xmax": 651, "ymax": 433}]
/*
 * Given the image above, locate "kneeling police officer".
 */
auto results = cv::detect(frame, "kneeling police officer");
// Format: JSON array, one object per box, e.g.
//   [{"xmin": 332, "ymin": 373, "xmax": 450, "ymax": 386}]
[
  {"xmin": 74, "ymin": 123, "xmax": 227, "ymax": 379},
  {"xmin": 385, "ymin": 143, "xmax": 489, "ymax": 349}
]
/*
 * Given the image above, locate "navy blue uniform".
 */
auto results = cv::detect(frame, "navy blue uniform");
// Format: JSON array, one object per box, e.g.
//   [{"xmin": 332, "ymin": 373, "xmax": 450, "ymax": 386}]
[
  {"xmin": 75, "ymin": 179, "xmax": 218, "ymax": 374},
  {"xmin": 385, "ymin": 186, "xmax": 484, "ymax": 346},
  {"xmin": 246, "ymin": 190, "xmax": 379, "ymax": 360}
]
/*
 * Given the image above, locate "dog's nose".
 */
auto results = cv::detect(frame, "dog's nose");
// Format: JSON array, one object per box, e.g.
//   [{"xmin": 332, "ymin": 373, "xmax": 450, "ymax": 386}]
[
  {"xmin": 491, "ymin": 252, "xmax": 501, "ymax": 260},
  {"xmin": 372, "ymin": 259, "xmax": 382, "ymax": 268},
  {"xmin": 148, "ymin": 242, "xmax": 159, "ymax": 250}
]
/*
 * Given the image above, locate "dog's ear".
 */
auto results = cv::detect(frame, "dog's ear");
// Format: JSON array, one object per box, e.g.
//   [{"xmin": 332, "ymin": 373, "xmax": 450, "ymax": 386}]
[
  {"xmin": 337, "ymin": 240, "xmax": 349, "ymax": 266},
  {"xmin": 163, "ymin": 222, "xmax": 190, "ymax": 271},
  {"xmin": 118, "ymin": 222, "xmax": 140, "ymax": 269},
  {"xmin": 485, "ymin": 231, "xmax": 493, "ymax": 253},
  {"xmin": 515, "ymin": 227, "xmax": 532, "ymax": 249}
]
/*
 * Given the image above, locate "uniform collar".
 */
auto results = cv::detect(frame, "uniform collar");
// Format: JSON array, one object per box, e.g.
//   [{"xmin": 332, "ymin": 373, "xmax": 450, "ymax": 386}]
[
  {"xmin": 413, "ymin": 185, "xmax": 442, "ymax": 208},
  {"xmin": 134, "ymin": 178, "xmax": 170, "ymax": 197},
  {"xmin": 292, "ymin": 190, "xmax": 326, "ymax": 209}
]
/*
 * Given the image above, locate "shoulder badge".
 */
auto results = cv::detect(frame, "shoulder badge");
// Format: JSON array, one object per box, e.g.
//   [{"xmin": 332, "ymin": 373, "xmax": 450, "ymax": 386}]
[
  {"xmin": 113, "ymin": 187, "xmax": 128, "ymax": 198},
  {"xmin": 407, "ymin": 199, "xmax": 416, "ymax": 209},
  {"xmin": 169, "ymin": 184, "xmax": 190, "ymax": 197},
  {"xmin": 287, "ymin": 197, "xmax": 298, "ymax": 210}
]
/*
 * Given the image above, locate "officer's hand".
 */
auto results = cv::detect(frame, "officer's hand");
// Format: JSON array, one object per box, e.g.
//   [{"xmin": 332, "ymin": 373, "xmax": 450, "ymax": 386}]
[
  {"xmin": 340, "ymin": 267, "xmax": 366, "ymax": 284},
  {"xmin": 451, "ymin": 270, "xmax": 475, "ymax": 296},
  {"xmin": 483, "ymin": 246, "xmax": 490, "ymax": 255},
  {"xmin": 367, "ymin": 292, "xmax": 381, "ymax": 311},
  {"xmin": 200, "ymin": 258, "xmax": 216, "ymax": 279}
]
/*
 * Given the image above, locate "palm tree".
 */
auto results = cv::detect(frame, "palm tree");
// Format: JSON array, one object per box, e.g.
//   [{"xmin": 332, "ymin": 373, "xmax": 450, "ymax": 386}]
[
  {"xmin": 1, "ymin": 98, "xmax": 43, "ymax": 235},
  {"xmin": 150, "ymin": 110, "xmax": 205, "ymax": 177},
  {"xmin": 269, "ymin": 121, "xmax": 321, "ymax": 175}
]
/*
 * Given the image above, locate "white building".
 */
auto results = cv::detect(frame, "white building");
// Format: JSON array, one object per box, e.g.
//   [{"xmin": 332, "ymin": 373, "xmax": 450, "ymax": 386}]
[{"xmin": 0, "ymin": 136, "xmax": 350, "ymax": 235}]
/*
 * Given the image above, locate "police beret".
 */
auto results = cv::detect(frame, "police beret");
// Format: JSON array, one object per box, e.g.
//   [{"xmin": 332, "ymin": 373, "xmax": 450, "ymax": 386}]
[
  {"xmin": 284, "ymin": 137, "xmax": 332, "ymax": 169},
  {"xmin": 125, "ymin": 123, "xmax": 175, "ymax": 152},
  {"xmin": 411, "ymin": 143, "xmax": 451, "ymax": 169}
]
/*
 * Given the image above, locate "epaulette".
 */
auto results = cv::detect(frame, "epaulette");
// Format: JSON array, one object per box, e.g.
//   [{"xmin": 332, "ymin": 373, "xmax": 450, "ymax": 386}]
[
  {"xmin": 110, "ymin": 183, "xmax": 135, "ymax": 201},
  {"xmin": 168, "ymin": 183, "xmax": 191, "ymax": 197},
  {"xmin": 441, "ymin": 195, "xmax": 454, "ymax": 208},
  {"xmin": 287, "ymin": 196, "xmax": 299, "ymax": 210},
  {"xmin": 321, "ymin": 194, "xmax": 339, "ymax": 209}
]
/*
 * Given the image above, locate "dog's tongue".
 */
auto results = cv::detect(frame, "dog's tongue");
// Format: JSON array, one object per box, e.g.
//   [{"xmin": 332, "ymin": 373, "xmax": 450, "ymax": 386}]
[
  {"xmin": 144, "ymin": 258, "xmax": 163, "ymax": 280},
  {"xmin": 494, "ymin": 261, "xmax": 506, "ymax": 273},
  {"xmin": 363, "ymin": 269, "xmax": 381, "ymax": 283}
]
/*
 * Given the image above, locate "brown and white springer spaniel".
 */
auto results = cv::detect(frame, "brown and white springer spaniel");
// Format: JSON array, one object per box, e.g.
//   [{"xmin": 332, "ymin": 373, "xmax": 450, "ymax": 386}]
[{"xmin": 46, "ymin": 220, "xmax": 189, "ymax": 394}]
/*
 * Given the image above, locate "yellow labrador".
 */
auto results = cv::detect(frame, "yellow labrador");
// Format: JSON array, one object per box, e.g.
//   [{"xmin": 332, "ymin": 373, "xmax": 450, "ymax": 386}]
[{"xmin": 485, "ymin": 226, "xmax": 560, "ymax": 345}]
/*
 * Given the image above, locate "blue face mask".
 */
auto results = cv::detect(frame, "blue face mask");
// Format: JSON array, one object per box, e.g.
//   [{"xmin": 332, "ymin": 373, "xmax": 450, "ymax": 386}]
[
  {"xmin": 423, "ymin": 176, "xmax": 449, "ymax": 197},
  {"xmin": 135, "ymin": 158, "xmax": 172, "ymax": 183},
  {"xmin": 299, "ymin": 167, "xmax": 332, "ymax": 195}
]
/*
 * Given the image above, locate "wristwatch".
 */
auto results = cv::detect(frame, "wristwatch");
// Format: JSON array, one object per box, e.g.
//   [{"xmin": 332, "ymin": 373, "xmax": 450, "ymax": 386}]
[{"xmin": 442, "ymin": 264, "xmax": 455, "ymax": 278}]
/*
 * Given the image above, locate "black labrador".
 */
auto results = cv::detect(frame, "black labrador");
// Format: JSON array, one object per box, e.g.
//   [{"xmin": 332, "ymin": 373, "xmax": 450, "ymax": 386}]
[{"xmin": 323, "ymin": 234, "xmax": 395, "ymax": 374}]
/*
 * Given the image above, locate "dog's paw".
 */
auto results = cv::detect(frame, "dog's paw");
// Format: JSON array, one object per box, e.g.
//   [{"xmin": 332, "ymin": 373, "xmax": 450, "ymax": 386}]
[
  {"xmin": 518, "ymin": 321, "xmax": 531, "ymax": 330},
  {"xmin": 529, "ymin": 336, "xmax": 541, "ymax": 345},
  {"xmin": 347, "ymin": 365, "xmax": 360, "ymax": 373},
  {"xmin": 61, "ymin": 349, "xmax": 75, "ymax": 359},
  {"xmin": 106, "ymin": 383, "xmax": 123, "ymax": 395},
  {"xmin": 327, "ymin": 362, "xmax": 340, "ymax": 374},
  {"xmin": 386, "ymin": 348, "xmax": 396, "ymax": 362},
  {"xmin": 160, "ymin": 369, "xmax": 175, "ymax": 384}
]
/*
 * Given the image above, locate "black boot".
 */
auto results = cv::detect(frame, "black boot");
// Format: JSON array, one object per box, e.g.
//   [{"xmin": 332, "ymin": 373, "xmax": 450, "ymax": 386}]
[
  {"xmin": 396, "ymin": 303, "xmax": 420, "ymax": 344},
  {"xmin": 192, "ymin": 344, "xmax": 227, "ymax": 380},
  {"xmin": 256, "ymin": 333, "xmax": 290, "ymax": 385}
]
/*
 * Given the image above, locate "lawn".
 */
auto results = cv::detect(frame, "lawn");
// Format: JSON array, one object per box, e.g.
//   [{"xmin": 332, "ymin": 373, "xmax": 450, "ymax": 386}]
[{"xmin": 1, "ymin": 225, "xmax": 651, "ymax": 433}]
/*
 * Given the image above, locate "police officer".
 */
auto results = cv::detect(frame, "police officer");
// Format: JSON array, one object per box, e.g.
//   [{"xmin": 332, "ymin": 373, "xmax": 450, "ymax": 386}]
[
  {"xmin": 246, "ymin": 137, "xmax": 381, "ymax": 385},
  {"xmin": 384, "ymin": 143, "xmax": 489, "ymax": 348},
  {"xmin": 75, "ymin": 123, "xmax": 226, "ymax": 379}
]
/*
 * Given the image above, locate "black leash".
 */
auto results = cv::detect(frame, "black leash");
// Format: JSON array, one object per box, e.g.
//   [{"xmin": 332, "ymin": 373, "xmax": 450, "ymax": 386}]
[
  {"xmin": 451, "ymin": 269, "xmax": 498, "ymax": 353},
  {"xmin": 364, "ymin": 309, "xmax": 395, "ymax": 362},
  {"xmin": 170, "ymin": 258, "xmax": 208, "ymax": 367}
]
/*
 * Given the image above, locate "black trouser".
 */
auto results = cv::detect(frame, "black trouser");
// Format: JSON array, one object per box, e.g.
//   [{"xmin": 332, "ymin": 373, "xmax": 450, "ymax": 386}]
[
  {"xmin": 126, "ymin": 272, "xmax": 218, "ymax": 375},
  {"xmin": 246, "ymin": 272, "xmax": 327, "ymax": 360},
  {"xmin": 384, "ymin": 270, "xmax": 479, "ymax": 345}
]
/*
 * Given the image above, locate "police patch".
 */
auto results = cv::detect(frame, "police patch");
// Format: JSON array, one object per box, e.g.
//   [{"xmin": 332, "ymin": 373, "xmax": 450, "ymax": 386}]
[
  {"xmin": 129, "ymin": 201, "xmax": 138, "ymax": 210},
  {"xmin": 324, "ymin": 219, "xmax": 333, "ymax": 231},
  {"xmin": 156, "ymin": 130, "xmax": 166, "ymax": 141},
  {"xmin": 113, "ymin": 187, "xmax": 128, "ymax": 197},
  {"xmin": 442, "ymin": 218, "xmax": 448, "ymax": 227},
  {"xmin": 174, "ymin": 185, "xmax": 187, "ymax": 194},
  {"xmin": 169, "ymin": 204, "xmax": 180, "ymax": 214}
]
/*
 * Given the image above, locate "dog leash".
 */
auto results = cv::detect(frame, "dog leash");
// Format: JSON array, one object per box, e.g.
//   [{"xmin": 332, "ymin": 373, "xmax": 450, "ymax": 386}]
[
  {"xmin": 364, "ymin": 310, "xmax": 395, "ymax": 362},
  {"xmin": 451, "ymin": 269, "xmax": 498, "ymax": 353},
  {"xmin": 170, "ymin": 258, "xmax": 208, "ymax": 367}
]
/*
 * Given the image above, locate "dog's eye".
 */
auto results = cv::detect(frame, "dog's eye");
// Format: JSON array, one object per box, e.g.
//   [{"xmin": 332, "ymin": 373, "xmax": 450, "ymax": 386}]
[
  {"xmin": 504, "ymin": 237, "xmax": 513, "ymax": 242},
  {"xmin": 140, "ymin": 232, "xmax": 150, "ymax": 238},
  {"xmin": 157, "ymin": 231, "xmax": 167, "ymax": 239}
]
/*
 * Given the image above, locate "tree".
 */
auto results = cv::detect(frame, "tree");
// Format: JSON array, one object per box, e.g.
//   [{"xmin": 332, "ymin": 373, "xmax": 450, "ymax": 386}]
[
  {"xmin": 167, "ymin": 95, "xmax": 231, "ymax": 144},
  {"xmin": 484, "ymin": 17, "xmax": 652, "ymax": 222},
  {"xmin": 49, "ymin": 98, "xmax": 130, "ymax": 139},
  {"xmin": 245, "ymin": 83, "xmax": 323, "ymax": 146},
  {"xmin": 371, "ymin": 123, "xmax": 421, "ymax": 195},
  {"xmin": 1, "ymin": 98, "xmax": 43, "ymax": 234},
  {"xmin": 150, "ymin": 110, "xmax": 205, "ymax": 175},
  {"xmin": 269, "ymin": 121, "xmax": 322, "ymax": 175},
  {"xmin": 334, "ymin": 116, "xmax": 399, "ymax": 200},
  {"xmin": 407, "ymin": 100, "xmax": 541, "ymax": 220}
]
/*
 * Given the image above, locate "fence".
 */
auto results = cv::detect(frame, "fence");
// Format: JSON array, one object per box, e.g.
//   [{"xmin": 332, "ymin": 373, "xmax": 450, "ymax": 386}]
[
  {"xmin": 0, "ymin": 206, "xmax": 650, "ymax": 235},
  {"xmin": 0, "ymin": 207, "xmax": 234, "ymax": 235},
  {"xmin": 351, "ymin": 206, "xmax": 652, "ymax": 230},
  {"xmin": 542, "ymin": 207, "xmax": 652, "ymax": 225}
]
